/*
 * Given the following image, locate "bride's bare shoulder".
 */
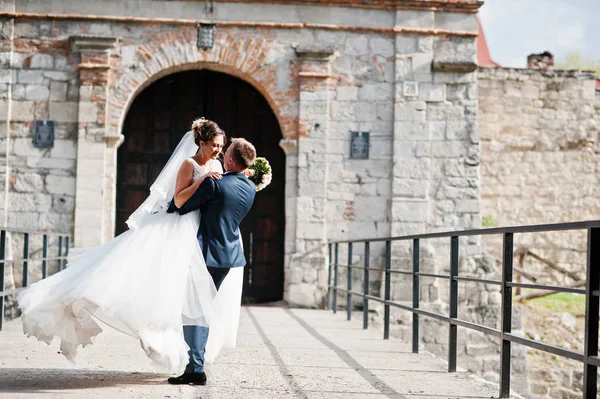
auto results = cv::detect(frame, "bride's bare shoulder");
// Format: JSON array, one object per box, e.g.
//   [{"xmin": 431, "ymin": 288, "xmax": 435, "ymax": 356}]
[{"xmin": 177, "ymin": 158, "xmax": 196, "ymax": 174}]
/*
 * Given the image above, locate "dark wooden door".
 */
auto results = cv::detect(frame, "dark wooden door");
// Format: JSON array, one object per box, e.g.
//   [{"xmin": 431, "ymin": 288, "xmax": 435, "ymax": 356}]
[{"xmin": 117, "ymin": 70, "xmax": 285, "ymax": 303}]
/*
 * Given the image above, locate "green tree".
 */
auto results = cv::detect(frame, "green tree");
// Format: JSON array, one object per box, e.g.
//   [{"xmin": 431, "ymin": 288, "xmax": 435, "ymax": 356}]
[{"xmin": 556, "ymin": 52, "xmax": 600, "ymax": 75}]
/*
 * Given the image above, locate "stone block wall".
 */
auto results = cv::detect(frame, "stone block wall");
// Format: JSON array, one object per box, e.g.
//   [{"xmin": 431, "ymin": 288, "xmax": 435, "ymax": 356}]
[
  {"xmin": 5, "ymin": 21, "xmax": 79, "ymax": 235},
  {"xmin": 0, "ymin": 16, "xmax": 79, "ymax": 291},
  {"xmin": 322, "ymin": 12, "xmax": 482, "ymax": 310},
  {"xmin": 479, "ymin": 67, "xmax": 600, "ymax": 283}
]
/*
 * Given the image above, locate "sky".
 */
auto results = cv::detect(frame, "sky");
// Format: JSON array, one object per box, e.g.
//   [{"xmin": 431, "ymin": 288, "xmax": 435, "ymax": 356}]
[{"xmin": 478, "ymin": 0, "xmax": 600, "ymax": 68}]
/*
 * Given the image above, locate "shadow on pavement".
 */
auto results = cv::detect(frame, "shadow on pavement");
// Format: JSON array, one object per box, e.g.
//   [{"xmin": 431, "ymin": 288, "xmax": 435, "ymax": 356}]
[{"xmin": 0, "ymin": 368, "xmax": 167, "ymax": 392}]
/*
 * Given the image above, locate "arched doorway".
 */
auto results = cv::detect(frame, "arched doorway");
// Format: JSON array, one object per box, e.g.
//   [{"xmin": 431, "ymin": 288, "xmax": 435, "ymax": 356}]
[{"xmin": 117, "ymin": 70, "xmax": 285, "ymax": 303}]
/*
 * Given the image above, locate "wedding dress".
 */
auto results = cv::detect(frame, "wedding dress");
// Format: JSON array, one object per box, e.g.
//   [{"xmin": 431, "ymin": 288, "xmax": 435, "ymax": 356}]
[{"xmin": 18, "ymin": 131, "xmax": 244, "ymax": 371}]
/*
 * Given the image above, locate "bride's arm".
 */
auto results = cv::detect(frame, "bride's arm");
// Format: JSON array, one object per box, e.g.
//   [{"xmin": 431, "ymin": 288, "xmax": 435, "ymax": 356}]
[
  {"xmin": 173, "ymin": 160, "xmax": 220, "ymax": 208},
  {"xmin": 173, "ymin": 160, "xmax": 197, "ymax": 208}
]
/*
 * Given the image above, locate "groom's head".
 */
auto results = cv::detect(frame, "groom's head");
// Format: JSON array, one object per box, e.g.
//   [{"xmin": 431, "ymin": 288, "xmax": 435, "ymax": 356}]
[{"xmin": 224, "ymin": 138, "xmax": 256, "ymax": 172}]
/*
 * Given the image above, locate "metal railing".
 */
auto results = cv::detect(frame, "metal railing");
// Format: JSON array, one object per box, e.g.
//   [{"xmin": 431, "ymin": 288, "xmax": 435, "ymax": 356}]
[
  {"xmin": 0, "ymin": 227, "xmax": 70, "ymax": 331},
  {"xmin": 328, "ymin": 220, "xmax": 600, "ymax": 399}
]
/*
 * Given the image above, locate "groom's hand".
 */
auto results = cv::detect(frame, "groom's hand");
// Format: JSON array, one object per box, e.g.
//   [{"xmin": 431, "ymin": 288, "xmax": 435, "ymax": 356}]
[
  {"xmin": 166, "ymin": 199, "xmax": 178, "ymax": 214},
  {"xmin": 202, "ymin": 172, "xmax": 222, "ymax": 182}
]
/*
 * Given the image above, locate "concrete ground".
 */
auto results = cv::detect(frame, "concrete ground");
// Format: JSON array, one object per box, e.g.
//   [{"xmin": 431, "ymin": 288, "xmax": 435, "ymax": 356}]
[{"xmin": 0, "ymin": 307, "xmax": 521, "ymax": 398}]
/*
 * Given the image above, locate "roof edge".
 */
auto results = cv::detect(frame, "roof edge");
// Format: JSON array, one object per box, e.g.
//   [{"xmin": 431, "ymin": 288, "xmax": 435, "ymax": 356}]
[{"xmin": 173, "ymin": 0, "xmax": 484, "ymax": 13}]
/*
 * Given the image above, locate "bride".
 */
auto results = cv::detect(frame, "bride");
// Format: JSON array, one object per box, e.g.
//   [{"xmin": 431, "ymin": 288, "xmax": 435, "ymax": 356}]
[{"xmin": 18, "ymin": 118, "xmax": 244, "ymax": 371}]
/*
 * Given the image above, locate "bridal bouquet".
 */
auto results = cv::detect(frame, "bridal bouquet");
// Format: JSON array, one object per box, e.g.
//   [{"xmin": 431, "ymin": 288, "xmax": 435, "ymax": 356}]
[{"xmin": 248, "ymin": 157, "xmax": 272, "ymax": 192}]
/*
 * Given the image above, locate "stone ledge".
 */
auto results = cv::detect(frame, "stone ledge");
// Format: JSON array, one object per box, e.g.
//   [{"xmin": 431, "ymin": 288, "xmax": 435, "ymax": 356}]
[
  {"xmin": 279, "ymin": 139, "xmax": 298, "ymax": 155},
  {"xmin": 1, "ymin": 13, "xmax": 478, "ymax": 36},
  {"xmin": 294, "ymin": 46, "xmax": 336, "ymax": 61},
  {"xmin": 432, "ymin": 61, "xmax": 478, "ymax": 73},
  {"xmin": 69, "ymin": 35, "xmax": 117, "ymax": 53}
]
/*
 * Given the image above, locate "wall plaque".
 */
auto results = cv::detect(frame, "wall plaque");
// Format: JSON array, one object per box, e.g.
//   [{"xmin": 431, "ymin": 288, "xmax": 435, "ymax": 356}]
[
  {"xmin": 34, "ymin": 120, "xmax": 55, "ymax": 148},
  {"xmin": 350, "ymin": 131, "xmax": 370, "ymax": 159},
  {"xmin": 403, "ymin": 81, "xmax": 419, "ymax": 97}
]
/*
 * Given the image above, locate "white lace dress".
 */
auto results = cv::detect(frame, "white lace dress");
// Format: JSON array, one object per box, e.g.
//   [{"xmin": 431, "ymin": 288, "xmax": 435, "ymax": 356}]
[{"xmin": 18, "ymin": 158, "xmax": 243, "ymax": 371}]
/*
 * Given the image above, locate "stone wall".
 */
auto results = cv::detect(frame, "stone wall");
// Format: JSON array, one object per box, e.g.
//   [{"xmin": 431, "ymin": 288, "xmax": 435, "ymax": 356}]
[
  {"xmin": 479, "ymin": 67, "xmax": 600, "ymax": 283},
  {"xmin": 479, "ymin": 66, "xmax": 599, "ymax": 399},
  {"xmin": 0, "ymin": 15, "xmax": 78, "ymax": 288},
  {"xmin": 323, "ymin": 14, "xmax": 483, "ymax": 309},
  {"xmin": 4, "ymin": 23, "xmax": 78, "ymax": 234}
]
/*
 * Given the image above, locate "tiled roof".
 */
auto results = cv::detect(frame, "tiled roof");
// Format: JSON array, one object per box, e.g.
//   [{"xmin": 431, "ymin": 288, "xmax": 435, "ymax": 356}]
[{"xmin": 476, "ymin": 18, "xmax": 500, "ymax": 67}]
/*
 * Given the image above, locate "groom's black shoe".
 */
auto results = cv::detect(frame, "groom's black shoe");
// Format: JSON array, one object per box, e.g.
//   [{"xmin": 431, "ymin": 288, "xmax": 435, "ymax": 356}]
[{"xmin": 167, "ymin": 372, "xmax": 207, "ymax": 385}]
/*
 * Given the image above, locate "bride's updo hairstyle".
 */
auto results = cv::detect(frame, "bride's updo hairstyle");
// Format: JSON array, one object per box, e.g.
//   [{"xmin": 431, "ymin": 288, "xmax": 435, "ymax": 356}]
[{"xmin": 192, "ymin": 117, "xmax": 226, "ymax": 147}]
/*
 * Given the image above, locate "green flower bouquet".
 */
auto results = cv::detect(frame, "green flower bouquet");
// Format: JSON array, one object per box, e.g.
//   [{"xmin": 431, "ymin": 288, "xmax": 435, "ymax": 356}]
[{"xmin": 248, "ymin": 157, "xmax": 272, "ymax": 192}]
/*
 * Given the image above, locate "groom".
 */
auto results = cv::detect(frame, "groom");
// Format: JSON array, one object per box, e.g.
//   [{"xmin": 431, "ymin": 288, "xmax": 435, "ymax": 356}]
[{"xmin": 166, "ymin": 137, "xmax": 257, "ymax": 385}]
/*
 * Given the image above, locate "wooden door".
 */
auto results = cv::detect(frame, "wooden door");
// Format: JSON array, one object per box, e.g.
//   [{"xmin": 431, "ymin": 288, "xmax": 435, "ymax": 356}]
[{"xmin": 118, "ymin": 70, "xmax": 285, "ymax": 303}]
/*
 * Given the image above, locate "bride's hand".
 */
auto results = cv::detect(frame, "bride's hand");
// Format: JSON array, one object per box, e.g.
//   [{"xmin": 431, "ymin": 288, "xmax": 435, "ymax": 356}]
[
  {"xmin": 243, "ymin": 169, "xmax": 255, "ymax": 178},
  {"xmin": 199, "ymin": 172, "xmax": 222, "ymax": 184}
]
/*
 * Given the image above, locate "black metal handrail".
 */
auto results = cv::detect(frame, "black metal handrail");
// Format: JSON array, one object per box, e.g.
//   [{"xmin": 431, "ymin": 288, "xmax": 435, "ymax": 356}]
[
  {"xmin": 328, "ymin": 220, "xmax": 600, "ymax": 399},
  {"xmin": 0, "ymin": 227, "xmax": 70, "ymax": 331}
]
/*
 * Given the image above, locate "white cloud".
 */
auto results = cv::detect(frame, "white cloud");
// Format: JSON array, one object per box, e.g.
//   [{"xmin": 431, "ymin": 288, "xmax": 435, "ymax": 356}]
[{"xmin": 479, "ymin": 0, "xmax": 598, "ymax": 68}]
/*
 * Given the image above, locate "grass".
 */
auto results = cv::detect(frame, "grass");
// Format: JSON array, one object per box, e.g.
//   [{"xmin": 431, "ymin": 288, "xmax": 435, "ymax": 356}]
[{"xmin": 527, "ymin": 292, "xmax": 586, "ymax": 317}]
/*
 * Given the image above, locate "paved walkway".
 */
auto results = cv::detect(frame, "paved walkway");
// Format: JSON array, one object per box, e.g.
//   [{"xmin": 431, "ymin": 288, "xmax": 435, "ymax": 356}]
[{"xmin": 0, "ymin": 307, "xmax": 520, "ymax": 398}]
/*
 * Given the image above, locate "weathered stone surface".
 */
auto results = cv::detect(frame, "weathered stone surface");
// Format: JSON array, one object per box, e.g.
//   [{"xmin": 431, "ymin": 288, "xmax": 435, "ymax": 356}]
[
  {"xmin": 78, "ymin": 102, "xmax": 98, "ymax": 123},
  {"xmin": 25, "ymin": 84, "xmax": 50, "ymax": 101},
  {"xmin": 335, "ymin": 86, "xmax": 358, "ymax": 101},
  {"xmin": 49, "ymin": 102, "xmax": 78, "ymax": 122},
  {"xmin": 0, "ymin": 69, "xmax": 14, "ymax": 84},
  {"xmin": 13, "ymin": 173, "xmax": 44, "ymax": 193},
  {"xmin": 46, "ymin": 175, "xmax": 76, "ymax": 196},
  {"xmin": 419, "ymin": 83, "xmax": 446, "ymax": 102},
  {"xmin": 479, "ymin": 67, "xmax": 599, "ymax": 286},
  {"xmin": 345, "ymin": 35, "xmax": 369, "ymax": 56},
  {"xmin": 30, "ymin": 53, "xmax": 54, "ymax": 69},
  {"xmin": 286, "ymin": 283, "xmax": 316, "ymax": 308},
  {"xmin": 50, "ymin": 82, "xmax": 68, "ymax": 101},
  {"xmin": 17, "ymin": 70, "xmax": 44, "ymax": 84},
  {"xmin": 43, "ymin": 71, "xmax": 73, "ymax": 81},
  {"xmin": 11, "ymin": 101, "xmax": 35, "ymax": 121},
  {"xmin": 369, "ymin": 37, "xmax": 394, "ymax": 57},
  {"xmin": 396, "ymin": 10, "xmax": 434, "ymax": 29}
]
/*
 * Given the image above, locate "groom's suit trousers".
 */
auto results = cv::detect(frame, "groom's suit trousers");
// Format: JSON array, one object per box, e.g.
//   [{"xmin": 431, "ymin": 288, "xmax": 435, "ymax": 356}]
[{"xmin": 184, "ymin": 266, "xmax": 230, "ymax": 373}]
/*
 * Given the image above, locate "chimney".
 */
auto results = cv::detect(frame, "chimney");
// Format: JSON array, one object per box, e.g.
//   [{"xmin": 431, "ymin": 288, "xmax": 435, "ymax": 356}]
[{"xmin": 527, "ymin": 51, "xmax": 554, "ymax": 70}]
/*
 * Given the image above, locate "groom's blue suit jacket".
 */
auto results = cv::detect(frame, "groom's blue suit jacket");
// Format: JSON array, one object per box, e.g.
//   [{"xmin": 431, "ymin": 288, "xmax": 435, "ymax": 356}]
[{"xmin": 167, "ymin": 172, "xmax": 256, "ymax": 268}]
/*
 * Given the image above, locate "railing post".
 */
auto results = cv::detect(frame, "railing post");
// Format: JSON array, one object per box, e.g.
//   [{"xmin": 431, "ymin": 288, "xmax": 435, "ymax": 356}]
[
  {"xmin": 333, "ymin": 243, "xmax": 339, "ymax": 314},
  {"xmin": 347, "ymin": 242, "xmax": 353, "ymax": 321},
  {"xmin": 363, "ymin": 241, "xmax": 370, "ymax": 330},
  {"xmin": 57, "ymin": 236, "xmax": 63, "ymax": 271},
  {"xmin": 583, "ymin": 228, "xmax": 599, "ymax": 399},
  {"xmin": 384, "ymin": 240, "xmax": 391, "ymax": 340},
  {"xmin": 22, "ymin": 233, "xmax": 30, "ymax": 287},
  {"xmin": 64, "ymin": 236, "xmax": 70, "ymax": 268},
  {"xmin": 448, "ymin": 236, "xmax": 459, "ymax": 372},
  {"xmin": 327, "ymin": 243, "xmax": 332, "ymax": 310},
  {"xmin": 42, "ymin": 234, "xmax": 48, "ymax": 279},
  {"xmin": 500, "ymin": 232, "xmax": 514, "ymax": 398},
  {"xmin": 412, "ymin": 238, "xmax": 420, "ymax": 354},
  {"xmin": 0, "ymin": 230, "xmax": 6, "ymax": 331}
]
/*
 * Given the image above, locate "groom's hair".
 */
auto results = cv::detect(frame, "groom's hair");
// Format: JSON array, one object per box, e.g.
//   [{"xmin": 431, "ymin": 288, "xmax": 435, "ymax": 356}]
[{"xmin": 230, "ymin": 138, "xmax": 256, "ymax": 168}]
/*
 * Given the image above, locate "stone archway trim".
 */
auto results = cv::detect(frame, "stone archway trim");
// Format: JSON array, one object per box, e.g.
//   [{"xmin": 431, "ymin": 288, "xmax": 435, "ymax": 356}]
[{"xmin": 107, "ymin": 29, "xmax": 299, "ymax": 144}]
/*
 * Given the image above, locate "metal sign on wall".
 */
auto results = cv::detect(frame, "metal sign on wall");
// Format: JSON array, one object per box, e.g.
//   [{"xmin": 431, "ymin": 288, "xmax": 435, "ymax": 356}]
[
  {"xmin": 403, "ymin": 81, "xmax": 419, "ymax": 97},
  {"xmin": 34, "ymin": 120, "xmax": 55, "ymax": 148},
  {"xmin": 350, "ymin": 131, "xmax": 370, "ymax": 159}
]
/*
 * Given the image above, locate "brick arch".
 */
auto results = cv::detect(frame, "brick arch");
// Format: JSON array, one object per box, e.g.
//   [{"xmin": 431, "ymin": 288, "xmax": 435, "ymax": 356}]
[{"xmin": 108, "ymin": 29, "xmax": 299, "ymax": 142}]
